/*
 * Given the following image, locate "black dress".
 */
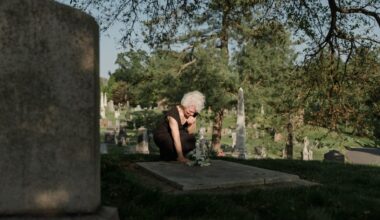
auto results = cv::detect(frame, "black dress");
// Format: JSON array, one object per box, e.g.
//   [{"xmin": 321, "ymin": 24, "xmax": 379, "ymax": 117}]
[{"xmin": 153, "ymin": 106, "xmax": 196, "ymax": 161}]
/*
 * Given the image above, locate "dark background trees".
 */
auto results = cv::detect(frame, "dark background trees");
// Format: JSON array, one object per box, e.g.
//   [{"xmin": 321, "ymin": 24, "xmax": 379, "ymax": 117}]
[{"xmin": 69, "ymin": 0, "xmax": 380, "ymax": 147}]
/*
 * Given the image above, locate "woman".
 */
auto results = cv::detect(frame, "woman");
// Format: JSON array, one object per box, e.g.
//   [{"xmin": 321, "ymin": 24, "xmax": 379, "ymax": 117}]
[{"xmin": 153, "ymin": 91, "xmax": 205, "ymax": 163}]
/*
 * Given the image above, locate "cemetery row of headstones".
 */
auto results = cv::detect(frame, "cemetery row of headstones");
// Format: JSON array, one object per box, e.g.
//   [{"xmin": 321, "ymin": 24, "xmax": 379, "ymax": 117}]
[{"xmin": 99, "ymin": 87, "xmax": 312, "ymax": 161}]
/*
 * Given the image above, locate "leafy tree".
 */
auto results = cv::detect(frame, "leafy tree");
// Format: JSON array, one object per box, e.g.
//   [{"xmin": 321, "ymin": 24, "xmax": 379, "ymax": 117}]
[
  {"xmin": 296, "ymin": 46, "xmax": 380, "ymax": 136},
  {"xmin": 100, "ymin": 77, "xmax": 108, "ymax": 93},
  {"xmin": 173, "ymin": 43, "xmax": 237, "ymax": 152},
  {"xmin": 233, "ymin": 21, "xmax": 298, "ymax": 130},
  {"xmin": 67, "ymin": 0, "xmax": 380, "ymax": 146},
  {"xmin": 343, "ymin": 47, "xmax": 380, "ymax": 136},
  {"xmin": 273, "ymin": 0, "xmax": 380, "ymax": 136},
  {"xmin": 278, "ymin": 0, "xmax": 380, "ymax": 62},
  {"xmin": 67, "ymin": 0, "xmax": 380, "ymax": 58},
  {"xmin": 143, "ymin": 49, "xmax": 187, "ymax": 103},
  {"xmin": 109, "ymin": 47, "xmax": 195, "ymax": 106},
  {"xmin": 109, "ymin": 50, "xmax": 149, "ymax": 106},
  {"xmin": 77, "ymin": 0, "xmax": 272, "ymax": 151},
  {"xmin": 109, "ymin": 81, "xmax": 128, "ymax": 105}
]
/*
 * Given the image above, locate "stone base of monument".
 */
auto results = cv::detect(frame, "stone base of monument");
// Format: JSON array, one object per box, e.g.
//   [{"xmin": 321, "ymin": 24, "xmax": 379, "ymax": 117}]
[
  {"xmin": 231, "ymin": 151, "xmax": 249, "ymax": 159},
  {"xmin": 137, "ymin": 160, "xmax": 314, "ymax": 191},
  {"xmin": 0, "ymin": 207, "xmax": 119, "ymax": 220}
]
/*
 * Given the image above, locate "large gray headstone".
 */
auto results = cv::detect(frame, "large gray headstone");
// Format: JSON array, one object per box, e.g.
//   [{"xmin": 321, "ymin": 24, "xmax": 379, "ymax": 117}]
[
  {"xmin": 0, "ymin": 0, "xmax": 117, "ymax": 218},
  {"xmin": 302, "ymin": 137, "xmax": 310, "ymax": 161}
]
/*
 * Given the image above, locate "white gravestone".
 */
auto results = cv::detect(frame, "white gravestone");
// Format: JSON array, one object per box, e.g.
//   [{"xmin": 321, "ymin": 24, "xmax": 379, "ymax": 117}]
[
  {"xmin": 135, "ymin": 105, "xmax": 142, "ymax": 111},
  {"xmin": 107, "ymin": 100, "xmax": 115, "ymax": 112},
  {"xmin": 100, "ymin": 106, "xmax": 106, "ymax": 119},
  {"xmin": 114, "ymin": 109, "xmax": 120, "ymax": 119},
  {"xmin": 104, "ymin": 93, "xmax": 108, "ymax": 108},
  {"xmin": 136, "ymin": 126, "xmax": 149, "ymax": 154},
  {"xmin": 231, "ymin": 132, "xmax": 237, "ymax": 148},
  {"xmin": 100, "ymin": 92, "xmax": 104, "ymax": 108},
  {"xmin": 302, "ymin": 137, "xmax": 311, "ymax": 160}
]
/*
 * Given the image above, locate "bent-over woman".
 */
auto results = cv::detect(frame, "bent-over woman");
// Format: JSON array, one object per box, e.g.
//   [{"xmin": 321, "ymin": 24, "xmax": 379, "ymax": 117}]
[{"xmin": 153, "ymin": 91, "xmax": 205, "ymax": 163}]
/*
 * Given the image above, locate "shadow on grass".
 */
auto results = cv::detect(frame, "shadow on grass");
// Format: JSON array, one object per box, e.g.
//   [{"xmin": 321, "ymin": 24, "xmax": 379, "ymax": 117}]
[{"xmin": 101, "ymin": 154, "xmax": 380, "ymax": 220}]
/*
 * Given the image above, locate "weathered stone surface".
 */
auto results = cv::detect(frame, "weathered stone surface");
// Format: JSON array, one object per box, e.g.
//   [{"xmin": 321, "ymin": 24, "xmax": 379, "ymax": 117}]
[
  {"xmin": 0, "ymin": 0, "xmax": 103, "ymax": 216},
  {"xmin": 135, "ymin": 126, "xmax": 149, "ymax": 154},
  {"xmin": 137, "ymin": 160, "xmax": 300, "ymax": 191},
  {"xmin": 232, "ymin": 88, "xmax": 247, "ymax": 159},
  {"xmin": 345, "ymin": 147, "xmax": 380, "ymax": 165}
]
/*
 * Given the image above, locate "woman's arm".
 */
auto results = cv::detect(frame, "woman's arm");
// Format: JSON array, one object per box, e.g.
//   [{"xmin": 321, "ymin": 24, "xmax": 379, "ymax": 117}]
[{"xmin": 167, "ymin": 116, "xmax": 189, "ymax": 162}]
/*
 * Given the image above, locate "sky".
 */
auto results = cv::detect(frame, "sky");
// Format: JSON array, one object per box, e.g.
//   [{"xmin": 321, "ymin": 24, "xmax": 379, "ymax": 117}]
[{"xmin": 97, "ymin": 24, "xmax": 124, "ymax": 78}]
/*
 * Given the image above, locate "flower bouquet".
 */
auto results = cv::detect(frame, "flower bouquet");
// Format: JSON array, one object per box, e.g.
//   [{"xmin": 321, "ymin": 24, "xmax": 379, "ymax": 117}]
[{"xmin": 186, "ymin": 138, "xmax": 211, "ymax": 167}]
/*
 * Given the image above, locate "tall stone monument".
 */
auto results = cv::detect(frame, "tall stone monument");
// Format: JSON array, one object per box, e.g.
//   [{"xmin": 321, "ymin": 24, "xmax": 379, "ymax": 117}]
[
  {"xmin": 101, "ymin": 92, "xmax": 104, "ymax": 109},
  {"xmin": 100, "ymin": 93, "xmax": 106, "ymax": 119},
  {"xmin": 102, "ymin": 92, "xmax": 108, "ymax": 108},
  {"xmin": 232, "ymin": 88, "xmax": 248, "ymax": 159},
  {"xmin": 0, "ymin": 0, "xmax": 118, "ymax": 219},
  {"xmin": 104, "ymin": 93, "xmax": 108, "ymax": 108},
  {"xmin": 107, "ymin": 100, "xmax": 115, "ymax": 112}
]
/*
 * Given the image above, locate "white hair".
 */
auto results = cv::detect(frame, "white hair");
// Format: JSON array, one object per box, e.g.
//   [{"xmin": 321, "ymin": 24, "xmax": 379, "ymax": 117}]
[{"xmin": 181, "ymin": 90, "xmax": 205, "ymax": 112}]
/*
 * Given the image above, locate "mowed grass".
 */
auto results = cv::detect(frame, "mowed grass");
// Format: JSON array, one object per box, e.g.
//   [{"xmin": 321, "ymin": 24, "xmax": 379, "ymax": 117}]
[{"xmin": 101, "ymin": 153, "xmax": 380, "ymax": 220}]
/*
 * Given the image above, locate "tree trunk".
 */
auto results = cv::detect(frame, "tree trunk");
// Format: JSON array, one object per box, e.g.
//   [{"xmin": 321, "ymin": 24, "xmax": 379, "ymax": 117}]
[
  {"xmin": 212, "ymin": 109, "xmax": 224, "ymax": 153},
  {"xmin": 210, "ymin": 3, "xmax": 230, "ymax": 154},
  {"xmin": 327, "ymin": 49, "xmax": 339, "ymax": 131}
]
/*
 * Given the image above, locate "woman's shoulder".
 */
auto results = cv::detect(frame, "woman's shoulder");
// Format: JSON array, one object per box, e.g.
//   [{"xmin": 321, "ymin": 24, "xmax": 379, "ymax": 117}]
[
  {"xmin": 166, "ymin": 106, "xmax": 181, "ymax": 120},
  {"xmin": 166, "ymin": 106, "xmax": 179, "ymax": 115}
]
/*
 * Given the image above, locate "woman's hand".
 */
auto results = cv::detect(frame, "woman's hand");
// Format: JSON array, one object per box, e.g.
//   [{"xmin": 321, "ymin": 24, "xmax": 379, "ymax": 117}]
[
  {"xmin": 186, "ymin": 116, "xmax": 196, "ymax": 125},
  {"xmin": 177, "ymin": 155, "xmax": 190, "ymax": 163}
]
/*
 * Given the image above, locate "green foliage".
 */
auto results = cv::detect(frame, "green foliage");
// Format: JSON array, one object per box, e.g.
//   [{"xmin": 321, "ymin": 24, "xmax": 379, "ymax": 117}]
[
  {"xmin": 88, "ymin": 0, "xmax": 380, "ymax": 148},
  {"xmin": 129, "ymin": 110, "xmax": 163, "ymax": 132},
  {"xmin": 279, "ymin": 0, "xmax": 380, "ymax": 60},
  {"xmin": 297, "ymin": 47, "xmax": 380, "ymax": 136},
  {"xmin": 177, "ymin": 44, "xmax": 237, "ymax": 112},
  {"xmin": 143, "ymin": 50, "xmax": 185, "ymax": 104},
  {"xmin": 232, "ymin": 20, "xmax": 298, "ymax": 129},
  {"xmin": 100, "ymin": 77, "xmax": 108, "ymax": 93},
  {"xmin": 108, "ymin": 50, "xmax": 151, "ymax": 106}
]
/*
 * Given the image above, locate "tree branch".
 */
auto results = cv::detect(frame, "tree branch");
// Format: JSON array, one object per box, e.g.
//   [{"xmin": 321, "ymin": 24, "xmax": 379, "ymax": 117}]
[
  {"xmin": 177, "ymin": 59, "xmax": 197, "ymax": 75},
  {"xmin": 335, "ymin": 5, "xmax": 380, "ymax": 27}
]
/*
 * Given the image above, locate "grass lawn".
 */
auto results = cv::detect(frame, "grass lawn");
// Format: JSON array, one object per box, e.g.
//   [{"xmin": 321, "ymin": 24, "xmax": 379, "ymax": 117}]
[{"xmin": 101, "ymin": 152, "xmax": 380, "ymax": 220}]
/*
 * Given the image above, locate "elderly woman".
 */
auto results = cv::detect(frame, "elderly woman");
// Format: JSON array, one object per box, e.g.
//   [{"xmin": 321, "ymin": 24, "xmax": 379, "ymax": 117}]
[{"xmin": 153, "ymin": 91, "xmax": 205, "ymax": 163}]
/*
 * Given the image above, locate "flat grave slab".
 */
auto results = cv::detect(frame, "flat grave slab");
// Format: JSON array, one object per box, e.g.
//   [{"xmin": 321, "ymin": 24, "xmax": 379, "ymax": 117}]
[
  {"xmin": 346, "ymin": 147, "xmax": 380, "ymax": 165},
  {"xmin": 137, "ymin": 160, "xmax": 302, "ymax": 191}
]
